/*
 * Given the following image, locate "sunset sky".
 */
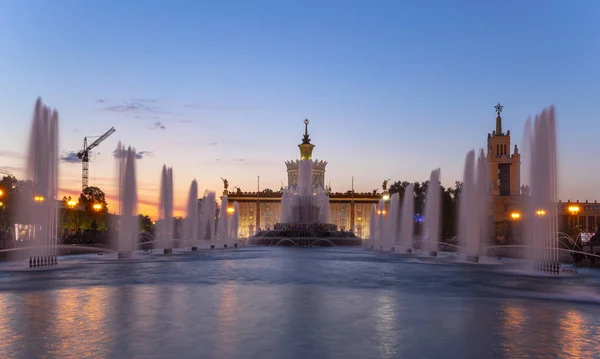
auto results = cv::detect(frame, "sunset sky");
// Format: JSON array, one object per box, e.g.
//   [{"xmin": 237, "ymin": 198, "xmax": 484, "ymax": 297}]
[{"xmin": 0, "ymin": 0, "xmax": 599, "ymax": 218}]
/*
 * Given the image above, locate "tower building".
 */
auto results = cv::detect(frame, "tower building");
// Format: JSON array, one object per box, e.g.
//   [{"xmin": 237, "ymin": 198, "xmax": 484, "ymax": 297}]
[{"xmin": 285, "ymin": 119, "xmax": 327, "ymax": 190}]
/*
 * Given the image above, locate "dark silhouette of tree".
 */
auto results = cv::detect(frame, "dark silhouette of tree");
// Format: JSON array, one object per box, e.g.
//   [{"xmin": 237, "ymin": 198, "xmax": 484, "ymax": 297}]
[
  {"xmin": 139, "ymin": 214, "xmax": 153, "ymax": 232},
  {"xmin": 78, "ymin": 186, "xmax": 108, "ymax": 213}
]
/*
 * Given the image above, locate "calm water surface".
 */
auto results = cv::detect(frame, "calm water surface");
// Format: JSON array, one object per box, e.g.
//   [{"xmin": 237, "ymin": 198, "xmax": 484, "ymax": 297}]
[{"xmin": 1, "ymin": 247, "xmax": 600, "ymax": 359}]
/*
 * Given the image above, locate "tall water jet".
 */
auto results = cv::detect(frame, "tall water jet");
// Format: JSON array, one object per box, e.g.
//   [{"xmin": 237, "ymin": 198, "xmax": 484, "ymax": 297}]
[
  {"xmin": 382, "ymin": 193, "xmax": 399, "ymax": 251},
  {"xmin": 216, "ymin": 195, "xmax": 229, "ymax": 247},
  {"xmin": 422, "ymin": 168, "xmax": 441, "ymax": 256},
  {"xmin": 156, "ymin": 166, "xmax": 174, "ymax": 251},
  {"xmin": 375, "ymin": 199, "xmax": 385, "ymax": 249},
  {"xmin": 116, "ymin": 143, "xmax": 139, "ymax": 257},
  {"xmin": 278, "ymin": 160, "xmax": 330, "ymax": 224},
  {"xmin": 523, "ymin": 106, "xmax": 559, "ymax": 273},
  {"xmin": 229, "ymin": 202, "xmax": 240, "ymax": 244},
  {"xmin": 183, "ymin": 180, "xmax": 199, "ymax": 248},
  {"xmin": 368, "ymin": 204, "xmax": 377, "ymax": 248},
  {"xmin": 399, "ymin": 183, "xmax": 415, "ymax": 253},
  {"xmin": 459, "ymin": 150, "xmax": 477, "ymax": 261},
  {"xmin": 199, "ymin": 191, "xmax": 216, "ymax": 243},
  {"xmin": 476, "ymin": 150, "xmax": 490, "ymax": 258},
  {"xmin": 20, "ymin": 98, "xmax": 59, "ymax": 267}
]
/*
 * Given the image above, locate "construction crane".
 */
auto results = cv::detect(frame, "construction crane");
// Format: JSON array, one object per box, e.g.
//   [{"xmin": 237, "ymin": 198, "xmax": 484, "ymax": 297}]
[{"xmin": 77, "ymin": 127, "xmax": 116, "ymax": 191}]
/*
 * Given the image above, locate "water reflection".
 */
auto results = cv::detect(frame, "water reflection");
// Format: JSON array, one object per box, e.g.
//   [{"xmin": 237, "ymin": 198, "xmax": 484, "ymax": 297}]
[
  {"xmin": 53, "ymin": 286, "xmax": 113, "ymax": 359},
  {"xmin": 212, "ymin": 282, "xmax": 239, "ymax": 358},
  {"xmin": 374, "ymin": 294, "xmax": 398, "ymax": 358},
  {"xmin": 1, "ymin": 248, "xmax": 600, "ymax": 358},
  {"xmin": 558, "ymin": 309, "xmax": 596, "ymax": 359}
]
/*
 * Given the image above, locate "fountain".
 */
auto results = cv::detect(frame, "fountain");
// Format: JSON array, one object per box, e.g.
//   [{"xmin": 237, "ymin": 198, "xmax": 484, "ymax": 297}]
[
  {"xmin": 422, "ymin": 168, "xmax": 441, "ymax": 256},
  {"xmin": 381, "ymin": 193, "xmax": 399, "ymax": 251},
  {"xmin": 398, "ymin": 183, "xmax": 415, "ymax": 253},
  {"xmin": 458, "ymin": 149, "xmax": 491, "ymax": 262},
  {"xmin": 250, "ymin": 159, "xmax": 359, "ymax": 247},
  {"xmin": 116, "ymin": 142, "xmax": 139, "ymax": 258},
  {"xmin": 20, "ymin": 98, "xmax": 59, "ymax": 268},
  {"xmin": 367, "ymin": 204, "xmax": 376, "ymax": 248},
  {"xmin": 156, "ymin": 165, "xmax": 174, "ymax": 253},
  {"xmin": 230, "ymin": 202, "xmax": 240, "ymax": 246},
  {"xmin": 215, "ymin": 195, "xmax": 229, "ymax": 247},
  {"xmin": 183, "ymin": 180, "xmax": 199, "ymax": 250},
  {"xmin": 199, "ymin": 191, "xmax": 216, "ymax": 247},
  {"xmin": 523, "ymin": 106, "xmax": 560, "ymax": 274}
]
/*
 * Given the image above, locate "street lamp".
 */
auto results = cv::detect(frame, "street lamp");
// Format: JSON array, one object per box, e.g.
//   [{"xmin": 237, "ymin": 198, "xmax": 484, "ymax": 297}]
[
  {"xmin": 227, "ymin": 207, "xmax": 235, "ymax": 215},
  {"xmin": 510, "ymin": 212, "xmax": 521, "ymax": 220},
  {"xmin": 0, "ymin": 189, "xmax": 3, "ymax": 197},
  {"xmin": 382, "ymin": 191, "xmax": 390, "ymax": 201},
  {"xmin": 568, "ymin": 205, "xmax": 580, "ymax": 232},
  {"xmin": 92, "ymin": 203, "xmax": 102, "ymax": 211},
  {"xmin": 34, "ymin": 195, "xmax": 45, "ymax": 202},
  {"xmin": 535, "ymin": 209, "xmax": 546, "ymax": 217},
  {"xmin": 67, "ymin": 200, "xmax": 77, "ymax": 208}
]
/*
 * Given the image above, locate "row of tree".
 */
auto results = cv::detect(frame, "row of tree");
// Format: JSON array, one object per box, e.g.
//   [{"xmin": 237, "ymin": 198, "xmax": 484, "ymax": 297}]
[{"xmin": 386, "ymin": 180, "xmax": 463, "ymax": 240}]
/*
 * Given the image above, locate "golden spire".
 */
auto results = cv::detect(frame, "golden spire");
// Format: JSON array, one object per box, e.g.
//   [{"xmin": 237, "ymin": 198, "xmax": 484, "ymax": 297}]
[{"xmin": 298, "ymin": 119, "xmax": 315, "ymax": 160}]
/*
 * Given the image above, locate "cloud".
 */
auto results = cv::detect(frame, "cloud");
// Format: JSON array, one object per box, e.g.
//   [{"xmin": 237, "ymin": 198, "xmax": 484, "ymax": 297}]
[
  {"xmin": 112, "ymin": 148, "xmax": 154, "ymax": 159},
  {"xmin": 209, "ymin": 142, "xmax": 218, "ymax": 146},
  {"xmin": 0, "ymin": 165, "xmax": 22, "ymax": 174},
  {"xmin": 103, "ymin": 99, "xmax": 175, "ymax": 119},
  {"xmin": 150, "ymin": 121, "xmax": 166, "ymax": 130},
  {"xmin": 0, "ymin": 150, "xmax": 24, "ymax": 159},
  {"xmin": 60, "ymin": 151, "xmax": 80, "ymax": 163},
  {"xmin": 130, "ymin": 98, "xmax": 158, "ymax": 103}
]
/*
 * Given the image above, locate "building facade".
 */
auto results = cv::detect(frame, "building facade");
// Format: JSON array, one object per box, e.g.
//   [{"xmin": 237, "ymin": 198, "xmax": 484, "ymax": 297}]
[{"xmin": 225, "ymin": 119, "xmax": 381, "ymax": 239}]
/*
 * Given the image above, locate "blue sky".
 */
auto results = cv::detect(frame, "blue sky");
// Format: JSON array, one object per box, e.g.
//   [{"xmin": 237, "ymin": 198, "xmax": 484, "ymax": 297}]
[{"xmin": 0, "ymin": 0, "xmax": 599, "ymax": 215}]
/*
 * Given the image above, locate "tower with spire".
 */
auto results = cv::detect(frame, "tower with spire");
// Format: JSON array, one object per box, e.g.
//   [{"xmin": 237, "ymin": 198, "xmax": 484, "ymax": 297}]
[
  {"xmin": 486, "ymin": 103, "xmax": 521, "ymax": 197},
  {"xmin": 285, "ymin": 119, "xmax": 327, "ymax": 189}
]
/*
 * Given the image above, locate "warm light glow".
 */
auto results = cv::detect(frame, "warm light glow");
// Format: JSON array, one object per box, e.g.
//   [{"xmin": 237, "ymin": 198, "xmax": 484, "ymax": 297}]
[
  {"xmin": 510, "ymin": 212, "xmax": 521, "ymax": 220},
  {"xmin": 0, "ymin": 189, "xmax": 3, "ymax": 197},
  {"xmin": 357, "ymin": 217, "xmax": 362, "ymax": 221},
  {"xmin": 0, "ymin": 201, "xmax": 3, "ymax": 207},
  {"xmin": 568, "ymin": 205, "xmax": 580, "ymax": 215},
  {"xmin": 535, "ymin": 209, "xmax": 546, "ymax": 217},
  {"xmin": 93, "ymin": 203, "xmax": 102, "ymax": 211},
  {"xmin": 67, "ymin": 200, "xmax": 77, "ymax": 208},
  {"xmin": 34, "ymin": 195, "xmax": 45, "ymax": 202},
  {"xmin": 382, "ymin": 192, "xmax": 390, "ymax": 201},
  {"xmin": 377, "ymin": 210, "xmax": 387, "ymax": 215},
  {"xmin": 227, "ymin": 207, "xmax": 235, "ymax": 214}
]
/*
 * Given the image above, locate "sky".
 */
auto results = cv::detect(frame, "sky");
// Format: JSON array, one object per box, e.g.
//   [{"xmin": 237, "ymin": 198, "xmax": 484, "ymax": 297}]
[{"xmin": 0, "ymin": 0, "xmax": 599, "ymax": 217}]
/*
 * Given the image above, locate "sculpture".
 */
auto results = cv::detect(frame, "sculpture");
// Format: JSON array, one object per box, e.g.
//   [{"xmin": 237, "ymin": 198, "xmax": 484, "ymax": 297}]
[
  {"xmin": 382, "ymin": 179, "xmax": 391, "ymax": 191},
  {"xmin": 220, "ymin": 177, "xmax": 229, "ymax": 191}
]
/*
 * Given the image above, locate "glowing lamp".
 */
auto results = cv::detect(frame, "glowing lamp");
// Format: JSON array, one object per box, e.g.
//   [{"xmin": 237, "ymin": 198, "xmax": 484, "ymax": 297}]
[
  {"xmin": 535, "ymin": 209, "xmax": 546, "ymax": 217},
  {"xmin": 568, "ymin": 205, "xmax": 580, "ymax": 215},
  {"xmin": 34, "ymin": 195, "xmax": 45, "ymax": 202},
  {"xmin": 0, "ymin": 189, "xmax": 3, "ymax": 197},
  {"xmin": 510, "ymin": 212, "xmax": 520, "ymax": 220},
  {"xmin": 382, "ymin": 191, "xmax": 390, "ymax": 201},
  {"xmin": 227, "ymin": 207, "xmax": 235, "ymax": 214},
  {"xmin": 67, "ymin": 200, "xmax": 77, "ymax": 208},
  {"xmin": 93, "ymin": 203, "xmax": 102, "ymax": 211}
]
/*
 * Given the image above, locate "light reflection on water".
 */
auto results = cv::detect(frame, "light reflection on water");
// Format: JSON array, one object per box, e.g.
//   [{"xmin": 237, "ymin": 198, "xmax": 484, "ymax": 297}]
[{"xmin": 0, "ymin": 247, "xmax": 600, "ymax": 358}]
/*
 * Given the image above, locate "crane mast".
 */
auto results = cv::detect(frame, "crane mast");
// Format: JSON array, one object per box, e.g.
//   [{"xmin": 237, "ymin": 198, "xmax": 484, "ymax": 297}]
[{"xmin": 77, "ymin": 127, "xmax": 116, "ymax": 191}]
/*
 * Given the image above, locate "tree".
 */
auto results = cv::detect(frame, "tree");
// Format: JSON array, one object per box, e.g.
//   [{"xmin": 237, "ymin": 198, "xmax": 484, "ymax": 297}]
[
  {"xmin": 78, "ymin": 186, "xmax": 108, "ymax": 213},
  {"xmin": 139, "ymin": 214, "xmax": 153, "ymax": 232}
]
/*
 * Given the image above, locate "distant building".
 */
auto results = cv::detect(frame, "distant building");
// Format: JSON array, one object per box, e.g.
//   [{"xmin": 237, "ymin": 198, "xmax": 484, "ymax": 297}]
[
  {"xmin": 224, "ymin": 120, "xmax": 381, "ymax": 238},
  {"xmin": 487, "ymin": 104, "xmax": 599, "ymax": 240}
]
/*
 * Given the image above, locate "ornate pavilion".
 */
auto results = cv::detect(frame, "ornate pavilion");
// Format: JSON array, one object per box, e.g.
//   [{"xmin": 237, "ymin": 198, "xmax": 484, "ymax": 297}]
[{"xmin": 223, "ymin": 120, "xmax": 382, "ymax": 239}]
